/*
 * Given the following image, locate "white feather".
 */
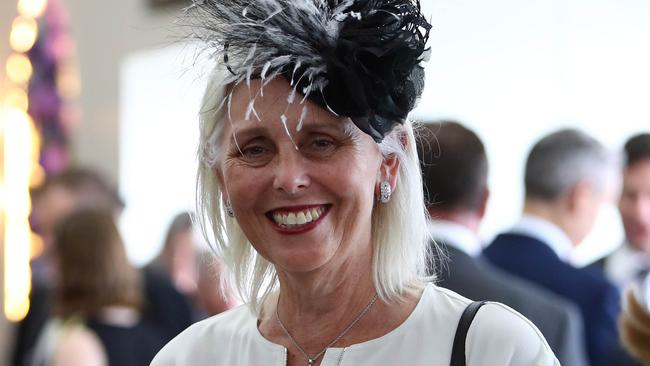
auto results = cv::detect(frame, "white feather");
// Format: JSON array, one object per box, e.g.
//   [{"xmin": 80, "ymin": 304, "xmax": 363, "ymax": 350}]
[
  {"xmin": 263, "ymin": 4, "xmax": 284, "ymax": 23},
  {"xmin": 296, "ymin": 105, "xmax": 308, "ymax": 132},
  {"xmin": 227, "ymin": 90, "xmax": 233, "ymax": 121},
  {"xmin": 280, "ymin": 114, "xmax": 298, "ymax": 149},
  {"xmin": 290, "ymin": 60, "xmax": 302, "ymax": 86},
  {"xmin": 260, "ymin": 61, "xmax": 272, "ymax": 80},
  {"xmin": 245, "ymin": 99, "xmax": 256, "ymax": 121},
  {"xmin": 243, "ymin": 43, "xmax": 257, "ymax": 63},
  {"xmin": 287, "ymin": 87, "xmax": 297, "ymax": 104},
  {"xmin": 245, "ymin": 66, "xmax": 253, "ymax": 87}
]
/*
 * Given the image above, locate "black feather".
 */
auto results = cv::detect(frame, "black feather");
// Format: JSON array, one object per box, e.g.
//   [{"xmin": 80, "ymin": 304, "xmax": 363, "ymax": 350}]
[{"xmin": 183, "ymin": 0, "xmax": 431, "ymax": 142}]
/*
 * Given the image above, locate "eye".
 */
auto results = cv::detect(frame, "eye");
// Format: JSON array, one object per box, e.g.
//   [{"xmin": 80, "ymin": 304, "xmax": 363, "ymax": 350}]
[
  {"xmin": 233, "ymin": 138, "xmax": 274, "ymax": 165},
  {"xmin": 300, "ymin": 134, "xmax": 340, "ymax": 158},
  {"xmin": 312, "ymin": 138, "xmax": 334, "ymax": 149},
  {"xmin": 241, "ymin": 145, "xmax": 267, "ymax": 158}
]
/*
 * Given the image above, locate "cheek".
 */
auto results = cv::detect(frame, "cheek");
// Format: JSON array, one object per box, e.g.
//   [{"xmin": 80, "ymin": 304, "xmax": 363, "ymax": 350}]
[
  {"xmin": 336, "ymin": 172, "xmax": 381, "ymax": 219},
  {"xmin": 330, "ymin": 163, "xmax": 379, "ymax": 201},
  {"xmin": 221, "ymin": 164, "xmax": 269, "ymax": 200},
  {"xmin": 641, "ymin": 197, "xmax": 650, "ymax": 218}
]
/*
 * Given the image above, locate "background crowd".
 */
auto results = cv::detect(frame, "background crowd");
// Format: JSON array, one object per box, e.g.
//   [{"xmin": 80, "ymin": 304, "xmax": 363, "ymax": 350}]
[
  {"xmin": 1, "ymin": 0, "xmax": 650, "ymax": 365},
  {"xmin": 419, "ymin": 123, "xmax": 650, "ymax": 365},
  {"xmin": 2, "ymin": 125, "xmax": 648, "ymax": 365},
  {"xmin": 9, "ymin": 168, "xmax": 239, "ymax": 366}
]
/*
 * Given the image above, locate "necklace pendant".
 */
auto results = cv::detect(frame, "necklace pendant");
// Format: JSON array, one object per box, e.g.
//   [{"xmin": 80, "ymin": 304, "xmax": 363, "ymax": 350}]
[{"xmin": 308, "ymin": 359, "xmax": 314, "ymax": 366}]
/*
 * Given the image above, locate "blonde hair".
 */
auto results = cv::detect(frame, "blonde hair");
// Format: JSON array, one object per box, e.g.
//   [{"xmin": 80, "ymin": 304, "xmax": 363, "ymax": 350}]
[{"xmin": 196, "ymin": 69, "xmax": 435, "ymax": 313}]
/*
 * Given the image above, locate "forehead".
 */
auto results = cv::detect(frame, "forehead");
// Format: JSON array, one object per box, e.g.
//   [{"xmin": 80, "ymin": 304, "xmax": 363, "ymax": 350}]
[{"xmin": 224, "ymin": 78, "xmax": 351, "ymax": 138}]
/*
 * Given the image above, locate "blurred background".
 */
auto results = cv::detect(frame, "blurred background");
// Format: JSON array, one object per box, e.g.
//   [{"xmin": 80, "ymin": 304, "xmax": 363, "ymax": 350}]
[{"xmin": 1, "ymin": 0, "xmax": 649, "ymax": 362}]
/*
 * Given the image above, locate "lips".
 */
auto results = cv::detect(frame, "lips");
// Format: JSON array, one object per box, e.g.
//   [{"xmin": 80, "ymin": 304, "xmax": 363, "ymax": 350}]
[{"xmin": 267, "ymin": 205, "xmax": 329, "ymax": 230}]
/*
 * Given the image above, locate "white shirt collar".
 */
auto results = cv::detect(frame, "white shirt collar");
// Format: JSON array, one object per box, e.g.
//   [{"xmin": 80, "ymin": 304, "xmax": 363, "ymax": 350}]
[
  {"xmin": 428, "ymin": 220, "xmax": 482, "ymax": 257},
  {"xmin": 605, "ymin": 242, "xmax": 650, "ymax": 288},
  {"xmin": 509, "ymin": 214, "xmax": 574, "ymax": 262}
]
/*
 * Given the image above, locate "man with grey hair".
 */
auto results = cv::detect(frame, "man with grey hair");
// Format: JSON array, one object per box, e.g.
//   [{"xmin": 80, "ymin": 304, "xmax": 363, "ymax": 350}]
[
  {"xmin": 419, "ymin": 122, "xmax": 588, "ymax": 366},
  {"xmin": 484, "ymin": 129, "xmax": 640, "ymax": 366}
]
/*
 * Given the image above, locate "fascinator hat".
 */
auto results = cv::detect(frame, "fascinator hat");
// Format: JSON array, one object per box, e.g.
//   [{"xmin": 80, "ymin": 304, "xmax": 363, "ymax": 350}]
[{"xmin": 184, "ymin": 0, "xmax": 432, "ymax": 142}]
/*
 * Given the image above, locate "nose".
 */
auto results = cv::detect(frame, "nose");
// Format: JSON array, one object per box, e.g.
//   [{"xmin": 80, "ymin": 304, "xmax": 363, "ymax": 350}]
[{"xmin": 272, "ymin": 147, "xmax": 310, "ymax": 196}]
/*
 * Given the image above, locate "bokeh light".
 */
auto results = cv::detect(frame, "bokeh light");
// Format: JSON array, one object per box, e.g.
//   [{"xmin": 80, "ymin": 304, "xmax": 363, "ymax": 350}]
[
  {"xmin": 4, "ymin": 88, "xmax": 30, "ymax": 112},
  {"xmin": 18, "ymin": 0, "xmax": 48, "ymax": 19},
  {"xmin": 3, "ymin": 107, "xmax": 36, "ymax": 322},
  {"xmin": 30, "ymin": 233, "xmax": 45, "ymax": 260},
  {"xmin": 6, "ymin": 53, "xmax": 33, "ymax": 84},
  {"xmin": 10, "ymin": 17, "xmax": 38, "ymax": 53}
]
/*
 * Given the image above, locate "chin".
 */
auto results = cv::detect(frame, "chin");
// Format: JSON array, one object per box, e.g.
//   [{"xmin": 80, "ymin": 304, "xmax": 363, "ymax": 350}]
[{"xmin": 274, "ymin": 249, "xmax": 335, "ymax": 273}]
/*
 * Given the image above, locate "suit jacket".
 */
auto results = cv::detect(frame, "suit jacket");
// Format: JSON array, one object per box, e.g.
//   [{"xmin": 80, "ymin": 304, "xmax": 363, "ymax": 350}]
[
  {"xmin": 435, "ymin": 243, "xmax": 588, "ymax": 366},
  {"xmin": 484, "ymin": 232, "xmax": 641, "ymax": 366}
]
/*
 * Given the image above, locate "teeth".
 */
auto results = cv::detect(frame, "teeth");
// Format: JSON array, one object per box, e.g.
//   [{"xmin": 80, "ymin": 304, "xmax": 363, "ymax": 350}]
[
  {"xmin": 287, "ymin": 212, "xmax": 297, "ymax": 225},
  {"xmin": 296, "ymin": 212, "xmax": 307, "ymax": 224},
  {"xmin": 271, "ymin": 206, "xmax": 325, "ymax": 227}
]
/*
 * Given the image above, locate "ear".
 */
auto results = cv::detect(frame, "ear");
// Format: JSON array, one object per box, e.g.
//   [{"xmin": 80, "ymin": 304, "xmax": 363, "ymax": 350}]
[
  {"xmin": 477, "ymin": 187, "xmax": 490, "ymax": 219},
  {"xmin": 379, "ymin": 153, "xmax": 401, "ymax": 192},
  {"xmin": 566, "ymin": 180, "xmax": 592, "ymax": 214}
]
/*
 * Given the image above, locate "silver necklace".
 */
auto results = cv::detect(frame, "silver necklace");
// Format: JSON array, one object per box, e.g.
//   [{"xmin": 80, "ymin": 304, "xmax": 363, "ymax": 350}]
[{"xmin": 275, "ymin": 293, "xmax": 378, "ymax": 366}]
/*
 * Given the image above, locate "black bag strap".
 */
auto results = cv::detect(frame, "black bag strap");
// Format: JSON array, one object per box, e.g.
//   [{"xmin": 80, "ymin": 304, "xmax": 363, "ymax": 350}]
[{"xmin": 450, "ymin": 301, "xmax": 487, "ymax": 366}]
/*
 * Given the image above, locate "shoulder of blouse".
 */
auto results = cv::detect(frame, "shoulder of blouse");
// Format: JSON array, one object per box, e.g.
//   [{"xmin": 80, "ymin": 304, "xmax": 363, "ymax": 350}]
[
  {"xmin": 428, "ymin": 285, "xmax": 559, "ymax": 365},
  {"xmin": 150, "ymin": 303, "xmax": 253, "ymax": 365}
]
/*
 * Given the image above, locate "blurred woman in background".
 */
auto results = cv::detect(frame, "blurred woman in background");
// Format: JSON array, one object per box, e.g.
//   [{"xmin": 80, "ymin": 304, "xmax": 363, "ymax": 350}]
[
  {"xmin": 33, "ymin": 209, "xmax": 166, "ymax": 366},
  {"xmin": 150, "ymin": 211, "xmax": 239, "ymax": 319}
]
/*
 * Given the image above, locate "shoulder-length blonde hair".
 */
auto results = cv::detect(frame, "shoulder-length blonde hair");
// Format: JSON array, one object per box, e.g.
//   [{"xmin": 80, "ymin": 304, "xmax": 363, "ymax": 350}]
[
  {"xmin": 54, "ymin": 208, "xmax": 142, "ymax": 319},
  {"xmin": 196, "ymin": 69, "xmax": 435, "ymax": 313}
]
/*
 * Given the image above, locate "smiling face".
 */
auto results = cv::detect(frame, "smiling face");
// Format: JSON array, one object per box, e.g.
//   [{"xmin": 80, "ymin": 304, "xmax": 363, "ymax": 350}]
[
  {"xmin": 216, "ymin": 78, "xmax": 387, "ymax": 274},
  {"xmin": 619, "ymin": 159, "xmax": 650, "ymax": 252}
]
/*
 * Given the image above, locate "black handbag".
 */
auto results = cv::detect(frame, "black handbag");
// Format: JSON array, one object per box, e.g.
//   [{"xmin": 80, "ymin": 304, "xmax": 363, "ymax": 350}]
[{"xmin": 450, "ymin": 301, "xmax": 487, "ymax": 366}]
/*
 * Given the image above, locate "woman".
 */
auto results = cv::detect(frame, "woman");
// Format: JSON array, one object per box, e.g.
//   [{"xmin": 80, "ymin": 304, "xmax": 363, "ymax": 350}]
[
  {"xmin": 151, "ymin": 212, "xmax": 200, "ymax": 298},
  {"xmin": 153, "ymin": 0, "xmax": 558, "ymax": 365},
  {"xmin": 34, "ymin": 209, "xmax": 167, "ymax": 366},
  {"xmin": 149, "ymin": 211, "xmax": 239, "ymax": 318}
]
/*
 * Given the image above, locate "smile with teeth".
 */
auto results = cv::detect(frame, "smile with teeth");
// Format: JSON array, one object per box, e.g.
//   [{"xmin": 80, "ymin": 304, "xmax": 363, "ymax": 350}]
[{"xmin": 271, "ymin": 206, "xmax": 326, "ymax": 228}]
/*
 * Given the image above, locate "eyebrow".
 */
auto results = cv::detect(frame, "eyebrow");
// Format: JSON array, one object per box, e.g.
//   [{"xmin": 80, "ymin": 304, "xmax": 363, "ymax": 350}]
[
  {"xmin": 230, "ymin": 119, "xmax": 349, "ymax": 144},
  {"xmin": 230, "ymin": 125, "xmax": 268, "ymax": 145},
  {"xmin": 298, "ymin": 121, "xmax": 347, "ymax": 135}
]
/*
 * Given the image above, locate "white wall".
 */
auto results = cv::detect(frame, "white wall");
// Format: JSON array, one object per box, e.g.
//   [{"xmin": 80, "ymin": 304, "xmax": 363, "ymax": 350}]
[
  {"xmin": 64, "ymin": 0, "xmax": 183, "ymax": 182},
  {"xmin": 415, "ymin": 0, "xmax": 650, "ymax": 263},
  {"xmin": 118, "ymin": 45, "xmax": 207, "ymax": 265}
]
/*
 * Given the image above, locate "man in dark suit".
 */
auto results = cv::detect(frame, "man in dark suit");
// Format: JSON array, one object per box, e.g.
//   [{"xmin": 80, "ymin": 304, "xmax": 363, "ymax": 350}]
[
  {"xmin": 417, "ymin": 121, "xmax": 588, "ymax": 366},
  {"xmin": 483, "ymin": 129, "xmax": 640, "ymax": 366}
]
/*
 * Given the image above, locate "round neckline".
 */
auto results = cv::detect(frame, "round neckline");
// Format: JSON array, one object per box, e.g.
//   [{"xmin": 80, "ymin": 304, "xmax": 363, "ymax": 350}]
[{"xmin": 250, "ymin": 284, "xmax": 431, "ymax": 353}]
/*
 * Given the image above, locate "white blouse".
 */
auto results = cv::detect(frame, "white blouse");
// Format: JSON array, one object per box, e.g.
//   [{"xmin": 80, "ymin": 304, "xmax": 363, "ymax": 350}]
[{"xmin": 151, "ymin": 285, "xmax": 559, "ymax": 366}]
